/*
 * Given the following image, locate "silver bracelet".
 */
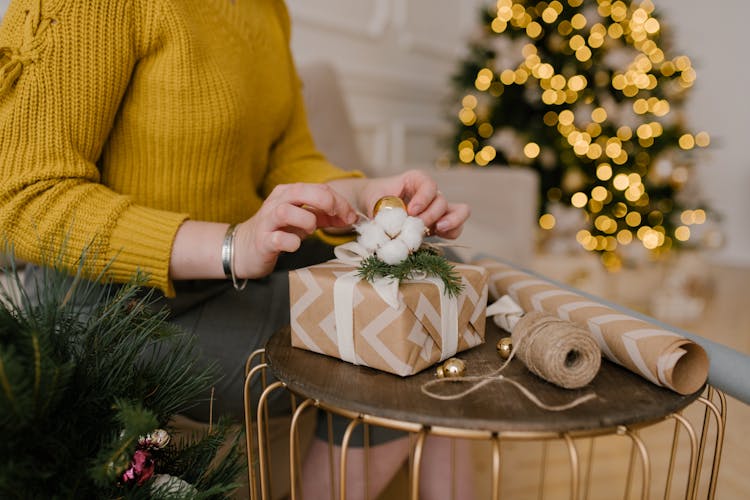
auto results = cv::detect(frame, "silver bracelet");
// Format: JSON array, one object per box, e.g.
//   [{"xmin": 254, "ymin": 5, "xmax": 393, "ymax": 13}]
[{"xmin": 221, "ymin": 223, "xmax": 247, "ymax": 291}]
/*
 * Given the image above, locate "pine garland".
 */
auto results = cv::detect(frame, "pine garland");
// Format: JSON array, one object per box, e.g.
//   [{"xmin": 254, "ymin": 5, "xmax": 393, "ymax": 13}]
[
  {"xmin": 0, "ymin": 254, "xmax": 244, "ymax": 499},
  {"xmin": 357, "ymin": 247, "xmax": 464, "ymax": 298}
]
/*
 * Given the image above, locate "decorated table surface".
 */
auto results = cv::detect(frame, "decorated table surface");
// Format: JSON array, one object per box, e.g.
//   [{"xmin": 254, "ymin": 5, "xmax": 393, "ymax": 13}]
[{"xmin": 265, "ymin": 321, "xmax": 704, "ymax": 436}]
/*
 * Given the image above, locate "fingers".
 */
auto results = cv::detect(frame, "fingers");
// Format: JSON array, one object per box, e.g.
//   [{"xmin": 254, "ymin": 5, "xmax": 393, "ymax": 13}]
[
  {"xmin": 418, "ymin": 190, "xmax": 449, "ymax": 231},
  {"xmin": 268, "ymin": 230, "xmax": 303, "ymax": 254},
  {"xmin": 433, "ymin": 203, "xmax": 471, "ymax": 240},
  {"xmin": 272, "ymin": 203, "xmax": 318, "ymax": 236},
  {"xmin": 248, "ymin": 182, "xmax": 358, "ymax": 266},
  {"xmin": 364, "ymin": 170, "xmax": 470, "ymax": 240},
  {"xmin": 268, "ymin": 183, "xmax": 356, "ymax": 227},
  {"xmin": 400, "ymin": 170, "xmax": 438, "ymax": 216}
]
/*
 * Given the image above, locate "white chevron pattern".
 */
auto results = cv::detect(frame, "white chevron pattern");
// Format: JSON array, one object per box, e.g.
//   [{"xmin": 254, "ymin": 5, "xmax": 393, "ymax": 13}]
[
  {"xmin": 359, "ymin": 298, "xmax": 413, "ymax": 375},
  {"xmin": 289, "ymin": 268, "xmax": 324, "ymax": 353},
  {"xmin": 319, "ymin": 271, "xmax": 366, "ymax": 345}
]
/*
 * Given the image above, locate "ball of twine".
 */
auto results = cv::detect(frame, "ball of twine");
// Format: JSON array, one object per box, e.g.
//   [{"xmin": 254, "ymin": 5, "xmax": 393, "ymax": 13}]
[{"xmin": 512, "ymin": 311, "xmax": 601, "ymax": 389}]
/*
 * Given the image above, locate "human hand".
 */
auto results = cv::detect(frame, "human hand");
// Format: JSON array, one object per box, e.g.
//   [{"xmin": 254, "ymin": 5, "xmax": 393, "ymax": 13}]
[
  {"xmin": 358, "ymin": 170, "xmax": 470, "ymax": 239},
  {"xmin": 232, "ymin": 183, "xmax": 357, "ymax": 278}
]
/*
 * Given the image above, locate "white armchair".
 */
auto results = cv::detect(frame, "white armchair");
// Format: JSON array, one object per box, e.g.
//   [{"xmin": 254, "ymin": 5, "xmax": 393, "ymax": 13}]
[{"xmin": 298, "ymin": 62, "xmax": 539, "ymax": 265}]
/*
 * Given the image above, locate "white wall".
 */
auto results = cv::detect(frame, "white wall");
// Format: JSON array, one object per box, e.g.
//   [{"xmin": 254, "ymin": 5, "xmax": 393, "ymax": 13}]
[
  {"xmin": 655, "ymin": 0, "xmax": 750, "ymax": 266},
  {"xmin": 289, "ymin": 0, "xmax": 750, "ymax": 267},
  {"xmin": 286, "ymin": 0, "xmax": 485, "ymax": 175}
]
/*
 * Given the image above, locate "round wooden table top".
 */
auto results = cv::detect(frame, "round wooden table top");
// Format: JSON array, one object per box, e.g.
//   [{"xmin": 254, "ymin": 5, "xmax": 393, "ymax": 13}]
[{"xmin": 265, "ymin": 323, "xmax": 703, "ymax": 435}]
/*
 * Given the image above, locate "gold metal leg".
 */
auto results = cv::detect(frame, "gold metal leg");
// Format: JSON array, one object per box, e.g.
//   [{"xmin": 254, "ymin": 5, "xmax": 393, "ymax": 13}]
[
  {"xmin": 289, "ymin": 398, "xmax": 315, "ymax": 500},
  {"xmin": 697, "ymin": 391, "xmax": 727, "ymax": 500},
  {"xmin": 411, "ymin": 429, "xmax": 428, "ymax": 500},
  {"xmin": 491, "ymin": 435, "xmax": 501, "ymax": 500},
  {"xmin": 364, "ymin": 423, "xmax": 371, "ymax": 500},
  {"xmin": 257, "ymin": 381, "xmax": 286, "ymax": 500},
  {"xmin": 245, "ymin": 348, "xmax": 266, "ymax": 377},
  {"xmin": 340, "ymin": 417, "xmax": 361, "ymax": 500},
  {"xmin": 623, "ymin": 429, "xmax": 649, "ymax": 500},
  {"xmin": 244, "ymin": 361, "xmax": 268, "ymax": 500},
  {"xmin": 664, "ymin": 417, "xmax": 682, "ymax": 500},
  {"xmin": 582, "ymin": 438, "xmax": 595, "ymax": 500},
  {"xmin": 668, "ymin": 413, "xmax": 698, "ymax": 500},
  {"xmin": 326, "ymin": 411, "xmax": 335, "ymax": 500},
  {"xmin": 563, "ymin": 434, "xmax": 580, "ymax": 500}
]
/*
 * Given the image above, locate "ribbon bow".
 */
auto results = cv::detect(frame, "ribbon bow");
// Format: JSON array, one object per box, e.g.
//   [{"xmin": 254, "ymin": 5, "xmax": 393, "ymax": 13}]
[{"xmin": 335, "ymin": 241, "xmax": 408, "ymax": 309}]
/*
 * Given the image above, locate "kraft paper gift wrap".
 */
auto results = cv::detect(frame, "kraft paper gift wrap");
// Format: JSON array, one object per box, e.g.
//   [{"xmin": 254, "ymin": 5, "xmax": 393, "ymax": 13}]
[
  {"xmin": 289, "ymin": 260, "xmax": 489, "ymax": 376},
  {"xmin": 477, "ymin": 258, "xmax": 708, "ymax": 395}
]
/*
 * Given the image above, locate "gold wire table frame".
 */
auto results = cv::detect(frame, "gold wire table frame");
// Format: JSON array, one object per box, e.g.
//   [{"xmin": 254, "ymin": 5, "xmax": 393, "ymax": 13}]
[{"xmin": 243, "ymin": 325, "xmax": 726, "ymax": 500}]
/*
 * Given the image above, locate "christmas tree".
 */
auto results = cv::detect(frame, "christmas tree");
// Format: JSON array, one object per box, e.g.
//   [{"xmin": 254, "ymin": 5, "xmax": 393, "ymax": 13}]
[
  {"xmin": 450, "ymin": 0, "xmax": 711, "ymax": 270},
  {"xmin": 0, "ymin": 256, "xmax": 244, "ymax": 498}
]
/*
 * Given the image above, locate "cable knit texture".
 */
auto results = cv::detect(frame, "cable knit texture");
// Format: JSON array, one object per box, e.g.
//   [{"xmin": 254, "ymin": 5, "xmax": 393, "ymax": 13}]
[{"xmin": 0, "ymin": 0, "xmax": 360, "ymax": 296}]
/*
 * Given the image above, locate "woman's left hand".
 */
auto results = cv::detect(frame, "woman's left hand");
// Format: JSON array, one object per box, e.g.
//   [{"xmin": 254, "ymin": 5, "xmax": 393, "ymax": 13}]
[{"xmin": 358, "ymin": 170, "xmax": 470, "ymax": 239}]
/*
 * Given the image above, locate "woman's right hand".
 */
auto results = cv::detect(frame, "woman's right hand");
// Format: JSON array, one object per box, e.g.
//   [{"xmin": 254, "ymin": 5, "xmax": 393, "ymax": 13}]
[{"xmin": 232, "ymin": 183, "xmax": 357, "ymax": 279}]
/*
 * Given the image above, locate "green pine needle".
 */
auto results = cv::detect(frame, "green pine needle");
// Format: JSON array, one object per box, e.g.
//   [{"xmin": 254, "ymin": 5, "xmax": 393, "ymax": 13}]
[
  {"xmin": 0, "ymin": 250, "xmax": 243, "ymax": 498},
  {"xmin": 357, "ymin": 247, "xmax": 464, "ymax": 298}
]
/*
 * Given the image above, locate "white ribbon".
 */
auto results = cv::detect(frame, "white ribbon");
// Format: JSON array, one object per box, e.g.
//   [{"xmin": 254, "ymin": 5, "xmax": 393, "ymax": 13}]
[
  {"xmin": 406, "ymin": 275, "xmax": 459, "ymax": 361},
  {"xmin": 486, "ymin": 294, "xmax": 524, "ymax": 332},
  {"xmin": 334, "ymin": 242, "xmax": 400, "ymax": 308},
  {"xmin": 332, "ymin": 241, "xmax": 459, "ymax": 365}
]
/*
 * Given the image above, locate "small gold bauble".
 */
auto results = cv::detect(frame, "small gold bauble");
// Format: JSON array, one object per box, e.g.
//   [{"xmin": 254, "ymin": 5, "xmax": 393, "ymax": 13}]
[
  {"xmin": 436, "ymin": 357, "xmax": 466, "ymax": 378},
  {"xmin": 373, "ymin": 195, "xmax": 407, "ymax": 216},
  {"xmin": 496, "ymin": 337, "xmax": 513, "ymax": 360}
]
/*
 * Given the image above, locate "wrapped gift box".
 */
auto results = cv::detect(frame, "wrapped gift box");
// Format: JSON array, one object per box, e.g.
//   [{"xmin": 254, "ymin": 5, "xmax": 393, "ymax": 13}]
[{"xmin": 289, "ymin": 260, "xmax": 488, "ymax": 376}]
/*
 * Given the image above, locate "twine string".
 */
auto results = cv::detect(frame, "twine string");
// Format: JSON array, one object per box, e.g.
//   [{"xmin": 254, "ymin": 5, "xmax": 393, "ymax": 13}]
[
  {"xmin": 420, "ymin": 370, "xmax": 597, "ymax": 412},
  {"xmin": 420, "ymin": 312, "xmax": 600, "ymax": 412},
  {"xmin": 513, "ymin": 312, "xmax": 601, "ymax": 389}
]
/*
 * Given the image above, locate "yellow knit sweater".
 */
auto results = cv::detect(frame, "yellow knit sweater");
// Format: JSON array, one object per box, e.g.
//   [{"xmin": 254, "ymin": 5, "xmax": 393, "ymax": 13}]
[{"xmin": 0, "ymin": 0, "xmax": 359, "ymax": 296}]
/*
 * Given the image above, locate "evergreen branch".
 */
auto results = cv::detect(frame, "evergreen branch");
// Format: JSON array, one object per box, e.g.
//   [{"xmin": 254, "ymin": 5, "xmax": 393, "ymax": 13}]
[
  {"xmin": 357, "ymin": 247, "xmax": 464, "ymax": 297},
  {"xmin": 1, "ymin": 238, "xmax": 244, "ymax": 496}
]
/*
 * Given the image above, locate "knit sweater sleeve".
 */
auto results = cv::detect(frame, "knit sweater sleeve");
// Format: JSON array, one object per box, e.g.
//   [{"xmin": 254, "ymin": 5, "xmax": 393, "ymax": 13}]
[
  {"xmin": 0, "ymin": 0, "xmax": 187, "ymax": 296},
  {"xmin": 261, "ymin": 0, "xmax": 364, "ymax": 197}
]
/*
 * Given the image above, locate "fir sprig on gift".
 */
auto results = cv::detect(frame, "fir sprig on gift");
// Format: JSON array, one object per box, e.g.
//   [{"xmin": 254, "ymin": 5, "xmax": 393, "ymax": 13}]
[
  {"xmin": 357, "ymin": 246, "xmax": 464, "ymax": 298},
  {"xmin": 0, "ymin": 252, "xmax": 244, "ymax": 499}
]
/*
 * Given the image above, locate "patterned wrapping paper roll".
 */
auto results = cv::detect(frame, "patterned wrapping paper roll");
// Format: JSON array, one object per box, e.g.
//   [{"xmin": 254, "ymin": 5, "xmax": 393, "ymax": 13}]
[{"xmin": 476, "ymin": 258, "xmax": 709, "ymax": 395}]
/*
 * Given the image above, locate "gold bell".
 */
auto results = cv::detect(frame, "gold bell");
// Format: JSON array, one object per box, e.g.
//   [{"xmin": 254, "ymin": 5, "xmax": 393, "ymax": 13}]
[
  {"xmin": 373, "ymin": 195, "xmax": 407, "ymax": 216},
  {"xmin": 496, "ymin": 337, "xmax": 513, "ymax": 360},
  {"xmin": 436, "ymin": 357, "xmax": 466, "ymax": 378}
]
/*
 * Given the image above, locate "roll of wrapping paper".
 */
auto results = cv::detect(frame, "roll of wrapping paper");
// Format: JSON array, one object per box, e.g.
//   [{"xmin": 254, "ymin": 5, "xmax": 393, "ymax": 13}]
[{"xmin": 476, "ymin": 258, "xmax": 708, "ymax": 395}]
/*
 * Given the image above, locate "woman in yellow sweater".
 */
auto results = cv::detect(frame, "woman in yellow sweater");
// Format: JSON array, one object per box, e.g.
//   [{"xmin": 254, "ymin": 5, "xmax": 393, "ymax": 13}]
[{"xmin": 0, "ymin": 0, "xmax": 472, "ymax": 497}]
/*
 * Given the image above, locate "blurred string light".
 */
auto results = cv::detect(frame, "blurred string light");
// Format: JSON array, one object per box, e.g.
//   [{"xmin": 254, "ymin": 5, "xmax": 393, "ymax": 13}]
[{"xmin": 451, "ymin": 0, "xmax": 712, "ymax": 270}]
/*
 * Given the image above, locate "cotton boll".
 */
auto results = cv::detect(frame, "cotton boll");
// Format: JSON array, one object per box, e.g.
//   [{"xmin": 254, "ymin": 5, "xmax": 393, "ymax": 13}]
[
  {"xmin": 398, "ymin": 216, "xmax": 425, "ymax": 251},
  {"xmin": 357, "ymin": 221, "xmax": 389, "ymax": 251},
  {"xmin": 376, "ymin": 239, "xmax": 409, "ymax": 265},
  {"xmin": 374, "ymin": 208, "xmax": 408, "ymax": 238}
]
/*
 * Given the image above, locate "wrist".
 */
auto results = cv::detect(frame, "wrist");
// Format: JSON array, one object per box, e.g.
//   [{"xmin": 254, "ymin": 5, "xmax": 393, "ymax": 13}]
[{"xmin": 221, "ymin": 223, "xmax": 247, "ymax": 291}]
